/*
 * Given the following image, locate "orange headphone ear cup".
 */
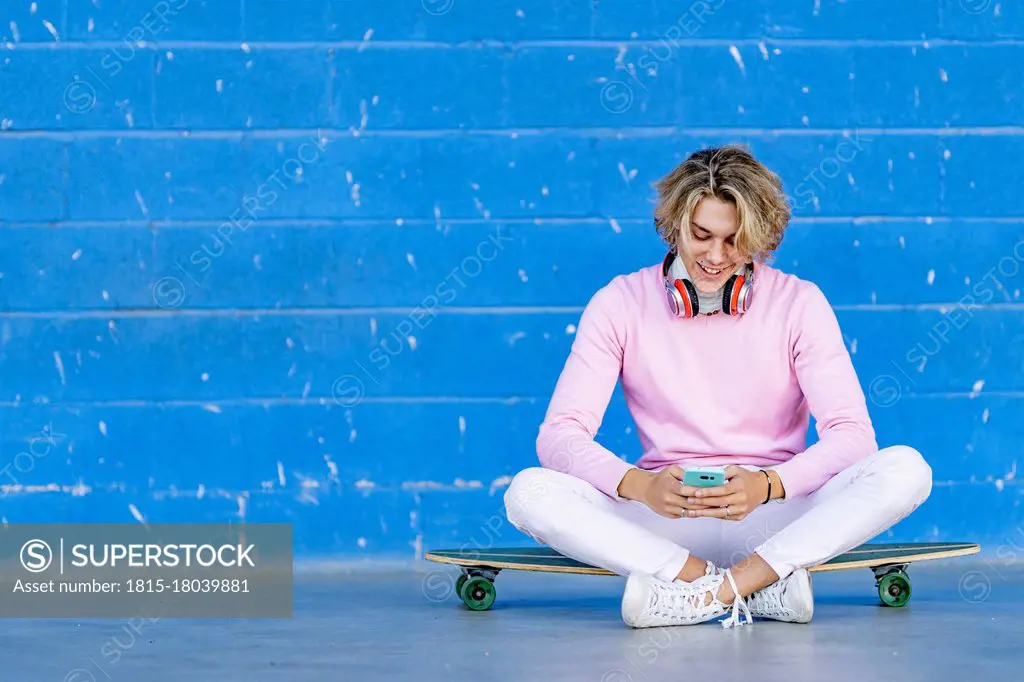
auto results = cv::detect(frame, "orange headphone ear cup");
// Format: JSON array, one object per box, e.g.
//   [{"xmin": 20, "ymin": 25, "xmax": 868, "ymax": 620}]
[
  {"xmin": 723, "ymin": 271, "xmax": 753, "ymax": 315},
  {"xmin": 674, "ymin": 278, "xmax": 699, "ymax": 318},
  {"xmin": 722, "ymin": 274, "xmax": 741, "ymax": 315}
]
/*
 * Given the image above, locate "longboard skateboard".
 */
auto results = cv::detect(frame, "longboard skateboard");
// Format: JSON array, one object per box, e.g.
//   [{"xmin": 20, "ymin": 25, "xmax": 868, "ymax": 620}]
[{"xmin": 424, "ymin": 542, "xmax": 980, "ymax": 612}]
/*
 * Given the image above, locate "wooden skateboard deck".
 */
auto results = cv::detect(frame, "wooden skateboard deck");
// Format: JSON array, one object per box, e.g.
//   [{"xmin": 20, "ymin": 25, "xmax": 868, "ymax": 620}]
[{"xmin": 424, "ymin": 542, "xmax": 980, "ymax": 611}]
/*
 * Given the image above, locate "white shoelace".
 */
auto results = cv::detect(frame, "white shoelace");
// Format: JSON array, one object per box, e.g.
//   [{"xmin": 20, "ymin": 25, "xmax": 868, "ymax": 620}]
[
  {"xmin": 744, "ymin": 577, "xmax": 792, "ymax": 619},
  {"xmin": 655, "ymin": 577, "xmax": 726, "ymax": 623},
  {"xmin": 721, "ymin": 569, "xmax": 753, "ymax": 629}
]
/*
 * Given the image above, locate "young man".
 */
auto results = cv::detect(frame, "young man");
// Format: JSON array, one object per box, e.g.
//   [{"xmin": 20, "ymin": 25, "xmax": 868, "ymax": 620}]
[{"xmin": 503, "ymin": 145, "xmax": 933, "ymax": 628}]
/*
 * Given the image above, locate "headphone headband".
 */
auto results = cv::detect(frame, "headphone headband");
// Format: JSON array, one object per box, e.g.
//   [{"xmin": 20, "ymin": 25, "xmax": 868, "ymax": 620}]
[{"xmin": 662, "ymin": 251, "xmax": 754, "ymax": 317}]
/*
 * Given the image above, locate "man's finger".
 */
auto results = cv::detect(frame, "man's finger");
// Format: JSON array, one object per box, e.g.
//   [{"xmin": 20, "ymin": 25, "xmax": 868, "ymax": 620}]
[
  {"xmin": 692, "ymin": 484, "xmax": 730, "ymax": 498},
  {"xmin": 686, "ymin": 506, "xmax": 728, "ymax": 519},
  {"xmin": 680, "ymin": 499, "xmax": 715, "ymax": 510},
  {"xmin": 724, "ymin": 465, "xmax": 744, "ymax": 479},
  {"xmin": 678, "ymin": 483, "xmax": 700, "ymax": 497},
  {"xmin": 687, "ymin": 492, "xmax": 746, "ymax": 508},
  {"xmin": 666, "ymin": 489, "xmax": 718, "ymax": 511},
  {"xmin": 664, "ymin": 506, "xmax": 685, "ymax": 519},
  {"xmin": 663, "ymin": 489, "xmax": 692, "ymax": 507},
  {"xmin": 665, "ymin": 465, "xmax": 686, "ymax": 481}
]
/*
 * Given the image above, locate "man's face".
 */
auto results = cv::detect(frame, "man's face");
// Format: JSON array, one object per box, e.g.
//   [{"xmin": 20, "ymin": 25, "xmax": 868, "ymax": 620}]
[{"xmin": 677, "ymin": 196, "xmax": 743, "ymax": 293}]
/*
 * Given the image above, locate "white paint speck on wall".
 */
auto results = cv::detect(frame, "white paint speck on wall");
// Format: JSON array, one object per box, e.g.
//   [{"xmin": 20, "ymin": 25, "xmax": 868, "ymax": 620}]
[
  {"xmin": 728, "ymin": 45, "xmax": 746, "ymax": 75},
  {"xmin": 128, "ymin": 504, "xmax": 146, "ymax": 523},
  {"xmin": 54, "ymin": 352, "xmax": 66, "ymax": 386},
  {"xmin": 134, "ymin": 190, "xmax": 149, "ymax": 217},
  {"xmin": 971, "ymin": 379, "xmax": 985, "ymax": 397},
  {"xmin": 42, "ymin": 19, "xmax": 59, "ymax": 41},
  {"xmin": 617, "ymin": 162, "xmax": 638, "ymax": 184}
]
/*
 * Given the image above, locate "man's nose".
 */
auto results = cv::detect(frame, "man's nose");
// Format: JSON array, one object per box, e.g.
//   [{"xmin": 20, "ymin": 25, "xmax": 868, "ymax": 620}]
[{"xmin": 708, "ymin": 241, "xmax": 725, "ymax": 263}]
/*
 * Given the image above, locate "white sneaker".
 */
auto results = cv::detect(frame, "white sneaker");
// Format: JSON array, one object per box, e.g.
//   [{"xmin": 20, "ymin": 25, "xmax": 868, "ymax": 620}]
[
  {"xmin": 621, "ymin": 569, "xmax": 752, "ymax": 629},
  {"xmin": 745, "ymin": 568, "xmax": 814, "ymax": 623}
]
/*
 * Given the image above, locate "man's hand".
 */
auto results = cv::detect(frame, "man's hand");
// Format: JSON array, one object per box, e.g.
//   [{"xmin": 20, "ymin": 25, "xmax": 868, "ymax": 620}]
[
  {"xmin": 680, "ymin": 466, "xmax": 770, "ymax": 521},
  {"xmin": 618, "ymin": 466, "xmax": 708, "ymax": 519}
]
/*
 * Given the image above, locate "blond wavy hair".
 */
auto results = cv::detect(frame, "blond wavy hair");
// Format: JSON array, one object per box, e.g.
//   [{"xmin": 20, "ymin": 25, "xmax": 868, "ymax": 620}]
[{"xmin": 653, "ymin": 144, "xmax": 791, "ymax": 264}]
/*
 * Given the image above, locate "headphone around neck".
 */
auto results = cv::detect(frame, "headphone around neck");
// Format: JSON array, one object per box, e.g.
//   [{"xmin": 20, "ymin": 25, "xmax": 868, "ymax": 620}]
[{"xmin": 662, "ymin": 250, "xmax": 755, "ymax": 318}]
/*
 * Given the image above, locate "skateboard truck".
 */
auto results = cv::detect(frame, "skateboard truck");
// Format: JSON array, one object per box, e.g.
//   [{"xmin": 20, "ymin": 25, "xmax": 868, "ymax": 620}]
[
  {"xmin": 871, "ymin": 562, "xmax": 912, "ymax": 607},
  {"xmin": 456, "ymin": 568, "xmax": 501, "ymax": 611}
]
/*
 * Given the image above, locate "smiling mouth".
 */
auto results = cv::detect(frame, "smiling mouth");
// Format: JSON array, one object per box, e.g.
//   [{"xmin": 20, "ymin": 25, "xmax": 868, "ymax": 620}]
[{"xmin": 697, "ymin": 261, "xmax": 726, "ymax": 277}]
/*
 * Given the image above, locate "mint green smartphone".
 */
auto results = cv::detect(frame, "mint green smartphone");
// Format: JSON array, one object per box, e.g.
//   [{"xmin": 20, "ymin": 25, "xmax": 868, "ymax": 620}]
[{"xmin": 683, "ymin": 466, "xmax": 726, "ymax": 487}]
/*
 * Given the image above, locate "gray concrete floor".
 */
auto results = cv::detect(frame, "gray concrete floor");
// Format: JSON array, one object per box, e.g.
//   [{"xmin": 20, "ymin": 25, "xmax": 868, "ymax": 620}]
[{"xmin": 0, "ymin": 557, "xmax": 1020, "ymax": 681}]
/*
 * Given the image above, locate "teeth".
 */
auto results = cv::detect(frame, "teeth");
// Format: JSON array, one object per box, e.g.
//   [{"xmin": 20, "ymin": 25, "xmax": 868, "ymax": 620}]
[{"xmin": 699, "ymin": 262, "xmax": 722, "ymax": 275}]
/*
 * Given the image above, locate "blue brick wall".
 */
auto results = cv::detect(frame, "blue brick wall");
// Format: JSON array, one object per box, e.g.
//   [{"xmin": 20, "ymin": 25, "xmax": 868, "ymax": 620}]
[{"xmin": 1, "ymin": 1, "xmax": 1022, "ymax": 559}]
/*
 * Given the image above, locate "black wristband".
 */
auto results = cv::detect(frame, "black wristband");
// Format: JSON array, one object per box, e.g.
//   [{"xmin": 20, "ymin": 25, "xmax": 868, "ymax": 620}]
[{"xmin": 761, "ymin": 469, "xmax": 772, "ymax": 504}]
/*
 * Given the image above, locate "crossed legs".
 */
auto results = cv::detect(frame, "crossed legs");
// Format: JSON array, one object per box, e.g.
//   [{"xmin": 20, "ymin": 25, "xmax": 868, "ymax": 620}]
[{"xmin": 504, "ymin": 445, "xmax": 933, "ymax": 618}]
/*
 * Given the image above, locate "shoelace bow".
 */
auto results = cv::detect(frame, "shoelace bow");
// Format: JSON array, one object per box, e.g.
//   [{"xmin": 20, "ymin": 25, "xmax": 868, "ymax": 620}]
[{"xmin": 721, "ymin": 569, "xmax": 753, "ymax": 629}]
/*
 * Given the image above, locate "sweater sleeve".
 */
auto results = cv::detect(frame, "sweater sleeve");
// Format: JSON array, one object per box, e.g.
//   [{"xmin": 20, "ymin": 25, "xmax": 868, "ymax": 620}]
[
  {"xmin": 771, "ymin": 282, "xmax": 879, "ymax": 498},
  {"xmin": 535, "ymin": 280, "xmax": 636, "ymax": 499}
]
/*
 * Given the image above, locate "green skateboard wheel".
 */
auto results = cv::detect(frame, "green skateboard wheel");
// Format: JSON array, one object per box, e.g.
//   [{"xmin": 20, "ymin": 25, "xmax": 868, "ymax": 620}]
[
  {"xmin": 878, "ymin": 570, "xmax": 912, "ymax": 607},
  {"xmin": 455, "ymin": 573, "xmax": 467, "ymax": 597},
  {"xmin": 460, "ymin": 576, "xmax": 496, "ymax": 611}
]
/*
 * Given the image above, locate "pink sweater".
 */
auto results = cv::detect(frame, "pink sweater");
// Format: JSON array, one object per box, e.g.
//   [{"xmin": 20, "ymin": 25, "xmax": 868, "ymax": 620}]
[{"xmin": 536, "ymin": 259, "xmax": 878, "ymax": 500}]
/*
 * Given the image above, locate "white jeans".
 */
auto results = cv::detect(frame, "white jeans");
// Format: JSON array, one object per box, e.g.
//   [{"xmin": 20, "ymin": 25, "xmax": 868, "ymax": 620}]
[{"xmin": 504, "ymin": 445, "xmax": 933, "ymax": 583}]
